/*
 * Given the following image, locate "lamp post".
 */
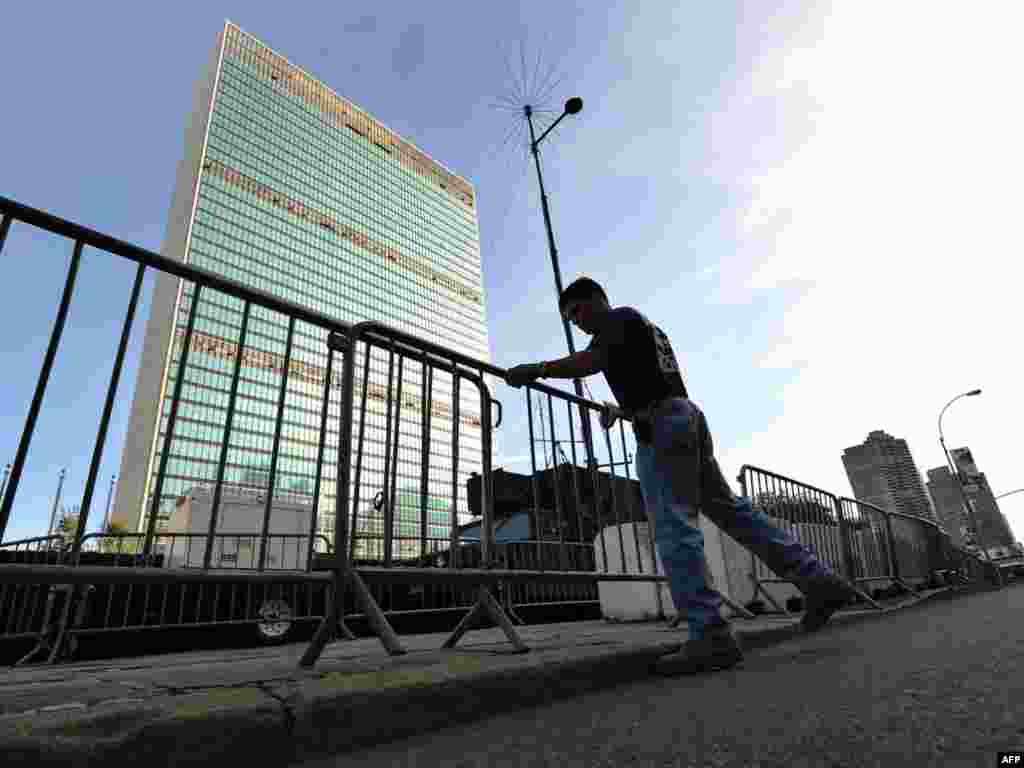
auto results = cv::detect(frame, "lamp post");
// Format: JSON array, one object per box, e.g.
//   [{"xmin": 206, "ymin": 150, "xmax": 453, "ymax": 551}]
[
  {"xmin": 938, "ymin": 388, "xmax": 1000, "ymax": 584},
  {"xmin": 524, "ymin": 97, "xmax": 596, "ymax": 471},
  {"xmin": 995, "ymin": 489, "xmax": 1024, "ymax": 502},
  {"xmin": 102, "ymin": 475, "xmax": 117, "ymax": 533},
  {"xmin": 46, "ymin": 467, "xmax": 67, "ymax": 545}
]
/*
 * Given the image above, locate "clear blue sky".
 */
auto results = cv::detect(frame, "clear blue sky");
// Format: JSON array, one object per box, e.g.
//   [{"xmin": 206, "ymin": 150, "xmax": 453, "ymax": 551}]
[{"xmin": 2, "ymin": 2, "xmax": 1021, "ymax": 544}]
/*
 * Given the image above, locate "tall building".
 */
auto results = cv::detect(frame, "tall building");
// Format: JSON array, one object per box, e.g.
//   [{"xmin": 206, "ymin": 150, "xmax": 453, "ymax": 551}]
[
  {"xmin": 925, "ymin": 466, "xmax": 968, "ymax": 547},
  {"xmin": 841, "ymin": 430, "xmax": 935, "ymax": 519},
  {"xmin": 112, "ymin": 22, "xmax": 490, "ymax": 560},
  {"xmin": 947, "ymin": 447, "xmax": 1015, "ymax": 553}
]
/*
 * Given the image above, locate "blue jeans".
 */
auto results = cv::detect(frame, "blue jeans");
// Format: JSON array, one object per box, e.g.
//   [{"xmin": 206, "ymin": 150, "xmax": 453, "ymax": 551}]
[{"xmin": 633, "ymin": 398, "xmax": 832, "ymax": 641}]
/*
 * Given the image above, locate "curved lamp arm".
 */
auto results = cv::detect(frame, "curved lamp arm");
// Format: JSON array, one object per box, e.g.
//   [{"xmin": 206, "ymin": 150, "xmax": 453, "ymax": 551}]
[{"xmin": 937, "ymin": 389, "xmax": 982, "ymax": 477}]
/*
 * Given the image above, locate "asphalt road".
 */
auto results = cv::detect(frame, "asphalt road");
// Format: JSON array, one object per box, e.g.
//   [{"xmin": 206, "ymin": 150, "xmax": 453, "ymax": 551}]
[{"xmin": 295, "ymin": 584, "xmax": 1024, "ymax": 768}]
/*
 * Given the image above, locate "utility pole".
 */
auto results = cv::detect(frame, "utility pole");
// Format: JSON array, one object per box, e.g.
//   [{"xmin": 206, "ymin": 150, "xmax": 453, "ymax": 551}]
[
  {"xmin": 47, "ymin": 468, "xmax": 67, "ymax": 543},
  {"xmin": 102, "ymin": 475, "xmax": 117, "ymax": 532}
]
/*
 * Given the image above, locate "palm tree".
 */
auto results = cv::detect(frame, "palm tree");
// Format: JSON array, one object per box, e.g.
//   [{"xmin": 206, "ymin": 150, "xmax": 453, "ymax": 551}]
[
  {"xmin": 56, "ymin": 505, "xmax": 81, "ymax": 548},
  {"xmin": 99, "ymin": 519, "xmax": 138, "ymax": 554}
]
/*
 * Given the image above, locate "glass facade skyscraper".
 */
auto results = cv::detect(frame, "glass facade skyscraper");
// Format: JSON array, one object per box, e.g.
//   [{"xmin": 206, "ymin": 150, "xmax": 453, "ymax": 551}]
[{"xmin": 112, "ymin": 22, "xmax": 490, "ymax": 560}]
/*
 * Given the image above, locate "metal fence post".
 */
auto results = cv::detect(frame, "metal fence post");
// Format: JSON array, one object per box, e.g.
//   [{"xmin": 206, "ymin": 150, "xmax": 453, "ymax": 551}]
[
  {"xmin": 832, "ymin": 496, "xmax": 857, "ymax": 583},
  {"xmin": 883, "ymin": 511, "xmax": 901, "ymax": 583}
]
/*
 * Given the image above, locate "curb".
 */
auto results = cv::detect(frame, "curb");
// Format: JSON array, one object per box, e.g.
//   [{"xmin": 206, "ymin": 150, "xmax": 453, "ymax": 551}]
[{"xmin": 0, "ymin": 584, "xmax": 982, "ymax": 766}]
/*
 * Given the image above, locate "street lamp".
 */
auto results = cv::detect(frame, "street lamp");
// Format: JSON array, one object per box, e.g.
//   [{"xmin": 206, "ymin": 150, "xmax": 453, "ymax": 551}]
[
  {"xmin": 937, "ymin": 388, "xmax": 1000, "ymax": 583},
  {"xmin": 46, "ymin": 467, "xmax": 67, "ymax": 543},
  {"xmin": 524, "ymin": 97, "xmax": 596, "ymax": 471},
  {"xmin": 938, "ymin": 388, "xmax": 981, "ymax": 477},
  {"xmin": 995, "ymin": 489, "xmax": 1024, "ymax": 501}
]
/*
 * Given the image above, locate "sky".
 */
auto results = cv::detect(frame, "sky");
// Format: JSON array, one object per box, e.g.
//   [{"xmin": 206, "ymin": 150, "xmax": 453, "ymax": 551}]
[{"xmin": 1, "ymin": 2, "xmax": 1022, "ymax": 546}]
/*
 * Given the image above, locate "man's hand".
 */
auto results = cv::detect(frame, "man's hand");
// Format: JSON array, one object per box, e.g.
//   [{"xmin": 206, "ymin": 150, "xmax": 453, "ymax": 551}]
[
  {"xmin": 505, "ymin": 363, "xmax": 543, "ymax": 388},
  {"xmin": 599, "ymin": 402, "xmax": 623, "ymax": 430}
]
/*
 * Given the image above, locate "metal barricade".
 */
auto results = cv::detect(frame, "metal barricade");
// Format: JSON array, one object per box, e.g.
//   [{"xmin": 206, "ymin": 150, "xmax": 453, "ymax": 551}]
[
  {"xmin": 836, "ymin": 498, "xmax": 893, "ymax": 584},
  {"xmin": 884, "ymin": 511, "xmax": 938, "ymax": 587},
  {"xmin": 736, "ymin": 466, "xmax": 880, "ymax": 614},
  {"xmin": 0, "ymin": 194, "xmax": 991, "ymax": 668},
  {"xmin": 0, "ymin": 195, "xmax": 368, "ymax": 665},
  {"xmin": 298, "ymin": 321, "xmax": 694, "ymax": 666}
]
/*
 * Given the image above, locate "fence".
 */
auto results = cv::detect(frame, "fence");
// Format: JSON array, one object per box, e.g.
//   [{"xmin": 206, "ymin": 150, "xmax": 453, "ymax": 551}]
[
  {"xmin": 0, "ymin": 195, "xmax": 672, "ymax": 668},
  {"xmin": 734, "ymin": 465, "xmax": 984, "ymax": 614},
  {"xmin": 0, "ymin": 194, "xmax": 988, "ymax": 668}
]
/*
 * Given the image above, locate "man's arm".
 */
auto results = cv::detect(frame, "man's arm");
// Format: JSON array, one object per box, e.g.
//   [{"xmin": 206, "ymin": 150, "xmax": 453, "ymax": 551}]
[
  {"xmin": 542, "ymin": 348, "xmax": 605, "ymax": 379},
  {"xmin": 506, "ymin": 335, "xmax": 610, "ymax": 388}
]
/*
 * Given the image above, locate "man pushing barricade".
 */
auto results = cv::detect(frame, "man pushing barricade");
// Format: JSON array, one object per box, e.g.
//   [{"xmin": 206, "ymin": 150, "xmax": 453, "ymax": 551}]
[{"xmin": 505, "ymin": 276, "xmax": 856, "ymax": 674}]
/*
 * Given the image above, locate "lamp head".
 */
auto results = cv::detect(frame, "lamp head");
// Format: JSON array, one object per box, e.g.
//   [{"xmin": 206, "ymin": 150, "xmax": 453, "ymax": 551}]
[
  {"xmin": 564, "ymin": 97, "xmax": 583, "ymax": 115},
  {"xmin": 967, "ymin": 389, "xmax": 982, "ymax": 396}
]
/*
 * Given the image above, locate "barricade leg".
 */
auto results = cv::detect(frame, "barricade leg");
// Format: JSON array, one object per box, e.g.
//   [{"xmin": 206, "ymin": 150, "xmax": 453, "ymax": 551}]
[
  {"xmin": 443, "ymin": 584, "xmax": 529, "ymax": 653},
  {"xmin": 300, "ymin": 569, "xmax": 406, "ymax": 668},
  {"xmin": 14, "ymin": 584, "xmax": 71, "ymax": 667}
]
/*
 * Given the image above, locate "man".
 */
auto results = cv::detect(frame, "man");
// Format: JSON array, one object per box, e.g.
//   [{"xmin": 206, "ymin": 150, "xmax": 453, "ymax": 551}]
[{"xmin": 505, "ymin": 277, "xmax": 854, "ymax": 674}]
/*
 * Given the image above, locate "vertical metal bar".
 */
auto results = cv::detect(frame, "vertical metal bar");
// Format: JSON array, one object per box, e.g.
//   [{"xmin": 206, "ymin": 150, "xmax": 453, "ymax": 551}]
[
  {"xmin": 545, "ymin": 394, "xmax": 567, "ymax": 571},
  {"xmin": 72, "ymin": 262, "xmax": 146, "ymax": 561},
  {"xmin": 419, "ymin": 359, "xmax": 431, "ymax": 559},
  {"xmin": 0, "ymin": 240, "xmax": 84, "ymax": 542},
  {"xmin": 839, "ymin": 496, "xmax": 855, "ymax": 578},
  {"xmin": 449, "ymin": 371, "xmax": 461, "ymax": 569},
  {"xmin": 258, "ymin": 316, "xmax": 295, "ymax": 571},
  {"xmin": 829, "ymin": 492, "xmax": 844, "ymax": 575},
  {"xmin": 380, "ymin": 343, "xmax": 396, "ymax": 563},
  {"xmin": 617, "ymin": 418, "xmax": 644, "ymax": 575},
  {"xmin": 203, "ymin": 301, "xmax": 251, "ymax": 570},
  {"xmin": 602, "ymin": 421, "xmax": 627, "ymax": 574},
  {"xmin": 565, "ymin": 401, "xmax": 585, "ymax": 566},
  {"xmin": 144, "ymin": 283, "xmax": 203, "ymax": 557},
  {"xmin": 300, "ymin": 317, "xmax": 357, "ymax": 667},
  {"xmin": 525, "ymin": 390, "xmax": 543, "ymax": 575},
  {"xmin": 307, "ymin": 344, "xmax": 334, "ymax": 572},
  {"xmin": 883, "ymin": 510, "xmax": 901, "ymax": 581},
  {"xmin": 349, "ymin": 344, "xmax": 372, "ymax": 563},
  {"xmin": 477, "ymin": 379, "xmax": 494, "ymax": 568},
  {"xmin": 589, "ymin": 411, "xmax": 608, "ymax": 574},
  {"xmin": 387, "ymin": 355, "xmax": 405, "ymax": 567},
  {"xmin": 832, "ymin": 496, "xmax": 853, "ymax": 582}
]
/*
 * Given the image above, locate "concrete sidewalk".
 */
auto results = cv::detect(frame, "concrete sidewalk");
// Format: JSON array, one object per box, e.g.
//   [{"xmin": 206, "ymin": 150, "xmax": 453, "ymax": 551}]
[{"xmin": 0, "ymin": 585, "xmax": 968, "ymax": 766}]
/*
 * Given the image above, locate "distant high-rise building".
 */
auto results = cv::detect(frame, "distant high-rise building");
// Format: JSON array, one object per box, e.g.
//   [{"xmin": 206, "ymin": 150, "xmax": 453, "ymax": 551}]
[
  {"xmin": 947, "ymin": 447, "xmax": 1015, "ymax": 553},
  {"xmin": 926, "ymin": 466, "xmax": 968, "ymax": 547},
  {"xmin": 112, "ymin": 22, "xmax": 489, "ymax": 560},
  {"xmin": 841, "ymin": 430, "xmax": 935, "ymax": 519}
]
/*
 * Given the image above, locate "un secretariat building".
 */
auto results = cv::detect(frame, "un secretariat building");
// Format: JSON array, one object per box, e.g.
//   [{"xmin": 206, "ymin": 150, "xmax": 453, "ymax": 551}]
[{"xmin": 112, "ymin": 21, "xmax": 490, "ymax": 561}]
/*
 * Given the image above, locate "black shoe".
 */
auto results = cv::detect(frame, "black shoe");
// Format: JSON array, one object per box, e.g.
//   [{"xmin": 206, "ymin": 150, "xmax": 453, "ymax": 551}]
[
  {"xmin": 654, "ymin": 624, "xmax": 744, "ymax": 676},
  {"xmin": 801, "ymin": 575, "xmax": 854, "ymax": 632}
]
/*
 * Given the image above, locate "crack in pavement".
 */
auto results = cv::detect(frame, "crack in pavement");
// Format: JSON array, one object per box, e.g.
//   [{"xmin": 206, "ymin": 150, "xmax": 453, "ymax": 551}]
[{"xmin": 257, "ymin": 682, "xmax": 297, "ymax": 736}]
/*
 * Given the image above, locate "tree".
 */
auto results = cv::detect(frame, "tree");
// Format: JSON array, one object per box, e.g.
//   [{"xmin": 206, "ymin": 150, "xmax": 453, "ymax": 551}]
[
  {"xmin": 99, "ymin": 519, "xmax": 139, "ymax": 554},
  {"xmin": 56, "ymin": 505, "xmax": 81, "ymax": 548}
]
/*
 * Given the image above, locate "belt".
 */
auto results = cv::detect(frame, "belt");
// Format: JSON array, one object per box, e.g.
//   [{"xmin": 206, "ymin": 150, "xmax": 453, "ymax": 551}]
[{"xmin": 631, "ymin": 395, "xmax": 678, "ymax": 423}]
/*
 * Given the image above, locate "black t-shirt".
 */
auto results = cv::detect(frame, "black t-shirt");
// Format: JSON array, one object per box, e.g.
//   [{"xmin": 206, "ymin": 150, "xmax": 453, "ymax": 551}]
[{"xmin": 586, "ymin": 306, "xmax": 688, "ymax": 414}]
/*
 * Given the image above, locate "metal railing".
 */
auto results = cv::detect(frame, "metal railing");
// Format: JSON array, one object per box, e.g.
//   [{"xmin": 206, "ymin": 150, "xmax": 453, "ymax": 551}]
[
  {"xmin": 735, "ymin": 465, "xmax": 989, "ymax": 615},
  {"xmin": 0, "ymin": 195, "xmax": 675, "ymax": 668},
  {"xmin": 0, "ymin": 194, "xmax": 989, "ymax": 668},
  {"xmin": 298, "ymin": 321, "xmax": 688, "ymax": 664}
]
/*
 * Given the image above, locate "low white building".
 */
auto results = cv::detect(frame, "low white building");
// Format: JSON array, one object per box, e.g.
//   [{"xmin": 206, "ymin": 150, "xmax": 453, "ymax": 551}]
[{"xmin": 162, "ymin": 485, "xmax": 320, "ymax": 570}]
